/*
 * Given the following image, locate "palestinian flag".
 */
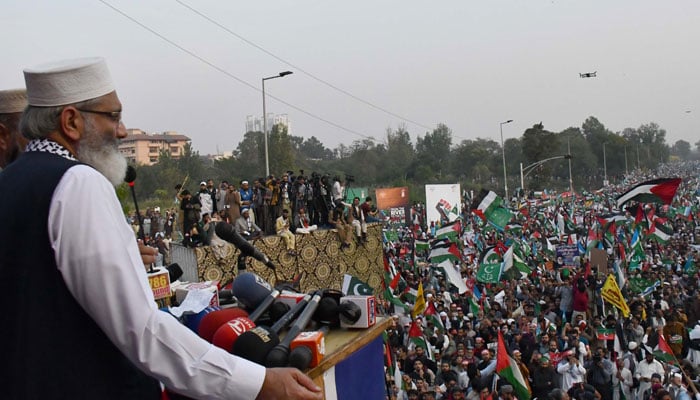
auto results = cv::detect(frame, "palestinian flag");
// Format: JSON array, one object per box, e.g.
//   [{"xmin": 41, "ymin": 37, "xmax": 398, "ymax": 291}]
[
  {"xmin": 616, "ymin": 178, "xmax": 682, "ymax": 208},
  {"xmin": 435, "ymin": 220, "xmax": 462, "ymax": 242},
  {"xmin": 429, "ymin": 243, "xmax": 461, "ymax": 264},
  {"xmin": 496, "ymin": 330, "xmax": 531, "ymax": 400},
  {"xmin": 472, "ymin": 189, "xmax": 513, "ymax": 231},
  {"xmin": 653, "ymin": 333, "xmax": 678, "ymax": 366},
  {"xmin": 649, "ymin": 221, "xmax": 672, "ymax": 244},
  {"xmin": 424, "ymin": 301, "xmax": 445, "ymax": 332}
]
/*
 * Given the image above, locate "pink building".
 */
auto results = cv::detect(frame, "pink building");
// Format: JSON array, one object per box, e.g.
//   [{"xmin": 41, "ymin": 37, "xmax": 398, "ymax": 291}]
[{"xmin": 119, "ymin": 129, "xmax": 191, "ymax": 166}]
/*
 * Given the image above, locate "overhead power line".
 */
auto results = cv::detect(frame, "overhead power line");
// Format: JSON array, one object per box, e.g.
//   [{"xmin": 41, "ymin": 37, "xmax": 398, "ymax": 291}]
[
  {"xmin": 173, "ymin": 0, "xmax": 434, "ymax": 132},
  {"xmin": 97, "ymin": 0, "xmax": 380, "ymax": 142}
]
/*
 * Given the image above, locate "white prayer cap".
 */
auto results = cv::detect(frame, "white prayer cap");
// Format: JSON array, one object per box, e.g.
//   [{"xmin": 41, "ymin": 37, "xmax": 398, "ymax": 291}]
[
  {"xmin": 23, "ymin": 57, "xmax": 115, "ymax": 106},
  {"xmin": 0, "ymin": 89, "xmax": 28, "ymax": 114}
]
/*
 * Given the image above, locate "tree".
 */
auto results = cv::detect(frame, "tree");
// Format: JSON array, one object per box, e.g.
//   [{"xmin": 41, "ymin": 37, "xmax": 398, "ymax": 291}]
[
  {"xmin": 381, "ymin": 125, "xmax": 415, "ymax": 183},
  {"xmin": 521, "ymin": 122, "xmax": 559, "ymax": 189},
  {"xmin": 671, "ymin": 140, "xmax": 691, "ymax": 161},
  {"xmin": 268, "ymin": 123, "xmax": 296, "ymax": 175},
  {"xmin": 299, "ymin": 136, "xmax": 333, "ymax": 160},
  {"xmin": 415, "ymin": 123, "xmax": 453, "ymax": 179}
]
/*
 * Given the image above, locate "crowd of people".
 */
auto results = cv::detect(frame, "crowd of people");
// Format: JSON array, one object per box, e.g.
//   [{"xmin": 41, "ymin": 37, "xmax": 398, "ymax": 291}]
[
  {"xmin": 379, "ymin": 162, "xmax": 700, "ymax": 400},
  {"xmin": 173, "ymin": 173, "xmax": 381, "ymax": 253}
]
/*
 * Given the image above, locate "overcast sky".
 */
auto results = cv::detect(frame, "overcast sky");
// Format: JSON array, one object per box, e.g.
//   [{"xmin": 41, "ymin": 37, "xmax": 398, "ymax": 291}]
[{"xmin": 3, "ymin": 0, "xmax": 699, "ymax": 155}]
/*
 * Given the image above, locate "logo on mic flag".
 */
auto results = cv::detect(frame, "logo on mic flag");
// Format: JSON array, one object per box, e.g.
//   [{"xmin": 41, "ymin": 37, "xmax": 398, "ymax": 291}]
[{"xmin": 341, "ymin": 274, "xmax": 374, "ymax": 296}]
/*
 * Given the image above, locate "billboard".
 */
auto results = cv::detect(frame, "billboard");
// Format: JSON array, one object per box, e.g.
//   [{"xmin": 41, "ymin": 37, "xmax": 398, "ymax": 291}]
[
  {"xmin": 375, "ymin": 187, "xmax": 409, "ymax": 210},
  {"xmin": 425, "ymin": 184, "xmax": 461, "ymax": 226}
]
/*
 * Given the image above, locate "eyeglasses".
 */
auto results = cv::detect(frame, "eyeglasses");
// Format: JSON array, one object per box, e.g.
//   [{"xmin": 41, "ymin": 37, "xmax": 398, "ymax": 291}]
[{"xmin": 76, "ymin": 108, "xmax": 122, "ymax": 123}]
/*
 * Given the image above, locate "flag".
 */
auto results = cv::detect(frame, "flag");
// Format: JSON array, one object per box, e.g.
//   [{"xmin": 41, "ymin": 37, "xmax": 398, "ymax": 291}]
[
  {"xmin": 472, "ymin": 189, "xmax": 513, "ymax": 231},
  {"xmin": 649, "ymin": 221, "xmax": 671, "ymax": 244},
  {"xmin": 411, "ymin": 282, "xmax": 426, "ymax": 318},
  {"xmin": 437, "ymin": 259, "xmax": 468, "ymax": 294},
  {"xmin": 601, "ymin": 274, "xmax": 630, "ymax": 317},
  {"xmin": 597, "ymin": 328, "xmax": 616, "ymax": 341},
  {"xmin": 407, "ymin": 320, "xmax": 434, "ymax": 361},
  {"xmin": 384, "ymin": 287, "xmax": 410, "ymax": 312},
  {"xmin": 424, "ymin": 301, "xmax": 445, "ymax": 332},
  {"xmin": 616, "ymin": 178, "xmax": 682, "ymax": 207},
  {"xmin": 342, "ymin": 274, "xmax": 374, "ymax": 296},
  {"xmin": 496, "ymin": 331, "xmax": 531, "ymax": 400},
  {"xmin": 477, "ymin": 263, "xmax": 502, "ymax": 283},
  {"xmin": 653, "ymin": 333, "xmax": 678, "ymax": 366},
  {"xmin": 435, "ymin": 220, "xmax": 462, "ymax": 242},
  {"xmin": 415, "ymin": 240, "xmax": 430, "ymax": 253},
  {"xmin": 429, "ymin": 243, "xmax": 462, "ymax": 264}
]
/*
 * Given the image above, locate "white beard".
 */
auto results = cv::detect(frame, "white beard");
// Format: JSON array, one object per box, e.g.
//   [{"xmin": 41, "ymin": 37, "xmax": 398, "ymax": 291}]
[{"xmin": 77, "ymin": 117, "xmax": 127, "ymax": 186}]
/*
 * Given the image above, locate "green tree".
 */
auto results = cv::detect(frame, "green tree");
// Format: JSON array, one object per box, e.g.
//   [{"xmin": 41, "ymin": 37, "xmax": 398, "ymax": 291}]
[
  {"xmin": 268, "ymin": 123, "xmax": 296, "ymax": 175},
  {"xmin": 671, "ymin": 140, "xmax": 691, "ymax": 160},
  {"xmin": 521, "ymin": 122, "xmax": 560, "ymax": 189},
  {"xmin": 415, "ymin": 123, "xmax": 453, "ymax": 179},
  {"xmin": 381, "ymin": 125, "xmax": 415, "ymax": 183}
]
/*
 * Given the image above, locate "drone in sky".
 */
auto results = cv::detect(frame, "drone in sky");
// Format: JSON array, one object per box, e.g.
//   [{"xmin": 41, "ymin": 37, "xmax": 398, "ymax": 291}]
[{"xmin": 579, "ymin": 71, "xmax": 597, "ymax": 78}]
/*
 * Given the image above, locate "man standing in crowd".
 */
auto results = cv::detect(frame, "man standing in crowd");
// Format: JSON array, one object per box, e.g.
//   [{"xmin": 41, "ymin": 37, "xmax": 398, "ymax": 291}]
[
  {"xmin": 0, "ymin": 57, "xmax": 321, "ymax": 400},
  {"xmin": 0, "ymin": 88, "xmax": 28, "ymax": 168}
]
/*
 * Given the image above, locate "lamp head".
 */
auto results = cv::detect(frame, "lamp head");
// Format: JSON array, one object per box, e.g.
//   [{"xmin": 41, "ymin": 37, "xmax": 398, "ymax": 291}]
[{"xmin": 279, "ymin": 71, "xmax": 293, "ymax": 77}]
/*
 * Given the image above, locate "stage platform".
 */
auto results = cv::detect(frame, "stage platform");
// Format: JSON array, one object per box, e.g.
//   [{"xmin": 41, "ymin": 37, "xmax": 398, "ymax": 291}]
[{"xmin": 171, "ymin": 223, "xmax": 384, "ymax": 293}]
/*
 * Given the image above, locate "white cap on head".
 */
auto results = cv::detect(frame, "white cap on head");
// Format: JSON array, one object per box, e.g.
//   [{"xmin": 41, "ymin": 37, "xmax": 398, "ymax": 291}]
[
  {"xmin": 23, "ymin": 57, "xmax": 114, "ymax": 106},
  {"xmin": 0, "ymin": 89, "xmax": 28, "ymax": 113}
]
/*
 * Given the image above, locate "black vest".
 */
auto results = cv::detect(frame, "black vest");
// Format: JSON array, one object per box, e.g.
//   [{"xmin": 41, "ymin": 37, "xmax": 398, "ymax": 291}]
[{"xmin": 0, "ymin": 151, "xmax": 160, "ymax": 399}]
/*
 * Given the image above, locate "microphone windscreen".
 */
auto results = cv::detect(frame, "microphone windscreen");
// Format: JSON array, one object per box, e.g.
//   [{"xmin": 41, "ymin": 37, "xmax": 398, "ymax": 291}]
[
  {"xmin": 183, "ymin": 306, "xmax": 219, "ymax": 333},
  {"xmin": 211, "ymin": 317, "xmax": 256, "ymax": 352},
  {"xmin": 313, "ymin": 296, "xmax": 340, "ymax": 327},
  {"xmin": 232, "ymin": 326, "xmax": 280, "ymax": 365},
  {"xmin": 232, "ymin": 272, "xmax": 272, "ymax": 309},
  {"xmin": 197, "ymin": 308, "xmax": 249, "ymax": 343},
  {"xmin": 338, "ymin": 301, "xmax": 362, "ymax": 325},
  {"xmin": 269, "ymin": 302, "xmax": 291, "ymax": 322},
  {"xmin": 167, "ymin": 263, "xmax": 183, "ymax": 282},
  {"xmin": 288, "ymin": 346, "xmax": 313, "ymax": 370},
  {"xmin": 124, "ymin": 165, "xmax": 137, "ymax": 184}
]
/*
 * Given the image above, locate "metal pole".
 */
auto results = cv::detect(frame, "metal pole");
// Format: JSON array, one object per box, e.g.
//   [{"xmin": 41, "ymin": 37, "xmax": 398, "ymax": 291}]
[
  {"xmin": 262, "ymin": 78, "xmax": 269, "ymax": 177},
  {"xmin": 603, "ymin": 142, "xmax": 607, "ymax": 183},
  {"xmin": 500, "ymin": 120, "xmax": 512, "ymax": 201},
  {"xmin": 624, "ymin": 146, "xmax": 628, "ymax": 175},
  {"xmin": 568, "ymin": 139, "xmax": 573, "ymax": 194},
  {"xmin": 520, "ymin": 162, "xmax": 524, "ymax": 198}
]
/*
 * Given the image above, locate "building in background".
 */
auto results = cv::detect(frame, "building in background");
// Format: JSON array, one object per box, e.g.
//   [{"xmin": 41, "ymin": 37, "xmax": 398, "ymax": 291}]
[
  {"xmin": 119, "ymin": 129, "xmax": 191, "ymax": 165},
  {"xmin": 245, "ymin": 113, "xmax": 291, "ymax": 134}
]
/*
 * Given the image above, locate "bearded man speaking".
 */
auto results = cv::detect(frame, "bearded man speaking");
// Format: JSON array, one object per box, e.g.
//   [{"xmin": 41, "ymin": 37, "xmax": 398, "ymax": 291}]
[{"xmin": 0, "ymin": 58, "xmax": 321, "ymax": 400}]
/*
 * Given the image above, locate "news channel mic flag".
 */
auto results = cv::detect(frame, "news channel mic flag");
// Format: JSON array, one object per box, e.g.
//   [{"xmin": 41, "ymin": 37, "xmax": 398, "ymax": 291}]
[{"xmin": 0, "ymin": 57, "xmax": 321, "ymax": 400}]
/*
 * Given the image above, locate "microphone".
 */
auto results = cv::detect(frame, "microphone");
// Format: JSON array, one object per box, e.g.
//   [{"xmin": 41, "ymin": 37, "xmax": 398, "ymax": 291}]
[
  {"xmin": 215, "ymin": 222, "xmax": 276, "ymax": 270},
  {"xmin": 288, "ymin": 325, "xmax": 330, "ymax": 370},
  {"xmin": 166, "ymin": 263, "xmax": 183, "ymax": 282},
  {"xmin": 231, "ymin": 272, "xmax": 274, "ymax": 310},
  {"xmin": 232, "ymin": 293, "xmax": 312, "ymax": 365},
  {"xmin": 198, "ymin": 307, "xmax": 249, "ymax": 343},
  {"xmin": 124, "ymin": 165, "xmax": 145, "ymax": 241},
  {"xmin": 210, "ymin": 291, "xmax": 280, "ymax": 352},
  {"xmin": 265, "ymin": 291, "xmax": 323, "ymax": 368}
]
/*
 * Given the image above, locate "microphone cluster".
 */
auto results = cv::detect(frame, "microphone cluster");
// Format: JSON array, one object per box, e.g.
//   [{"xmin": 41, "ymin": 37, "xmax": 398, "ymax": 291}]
[{"xmin": 189, "ymin": 271, "xmax": 363, "ymax": 371}]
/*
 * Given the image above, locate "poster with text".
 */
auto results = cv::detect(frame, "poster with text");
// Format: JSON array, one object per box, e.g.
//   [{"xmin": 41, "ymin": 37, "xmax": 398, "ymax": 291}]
[{"xmin": 425, "ymin": 184, "xmax": 461, "ymax": 226}]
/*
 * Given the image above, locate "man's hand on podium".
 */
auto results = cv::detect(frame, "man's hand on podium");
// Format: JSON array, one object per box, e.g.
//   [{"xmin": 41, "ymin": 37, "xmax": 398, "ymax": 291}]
[{"xmin": 257, "ymin": 368, "xmax": 323, "ymax": 400}]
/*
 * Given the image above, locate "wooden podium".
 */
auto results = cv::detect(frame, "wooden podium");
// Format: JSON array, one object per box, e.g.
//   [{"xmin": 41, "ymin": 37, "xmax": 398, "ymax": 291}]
[{"xmin": 306, "ymin": 317, "xmax": 391, "ymax": 400}]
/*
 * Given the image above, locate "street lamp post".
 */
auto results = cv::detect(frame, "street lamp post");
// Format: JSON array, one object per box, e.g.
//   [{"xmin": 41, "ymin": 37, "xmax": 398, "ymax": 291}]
[
  {"xmin": 499, "ymin": 119, "xmax": 513, "ymax": 200},
  {"xmin": 262, "ymin": 71, "xmax": 293, "ymax": 177},
  {"xmin": 520, "ymin": 154, "xmax": 573, "ymax": 194},
  {"xmin": 603, "ymin": 142, "xmax": 608, "ymax": 185}
]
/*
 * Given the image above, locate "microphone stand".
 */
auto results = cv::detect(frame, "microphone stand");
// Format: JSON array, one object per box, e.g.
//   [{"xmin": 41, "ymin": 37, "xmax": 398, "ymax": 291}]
[{"xmin": 126, "ymin": 167, "xmax": 152, "ymax": 273}]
